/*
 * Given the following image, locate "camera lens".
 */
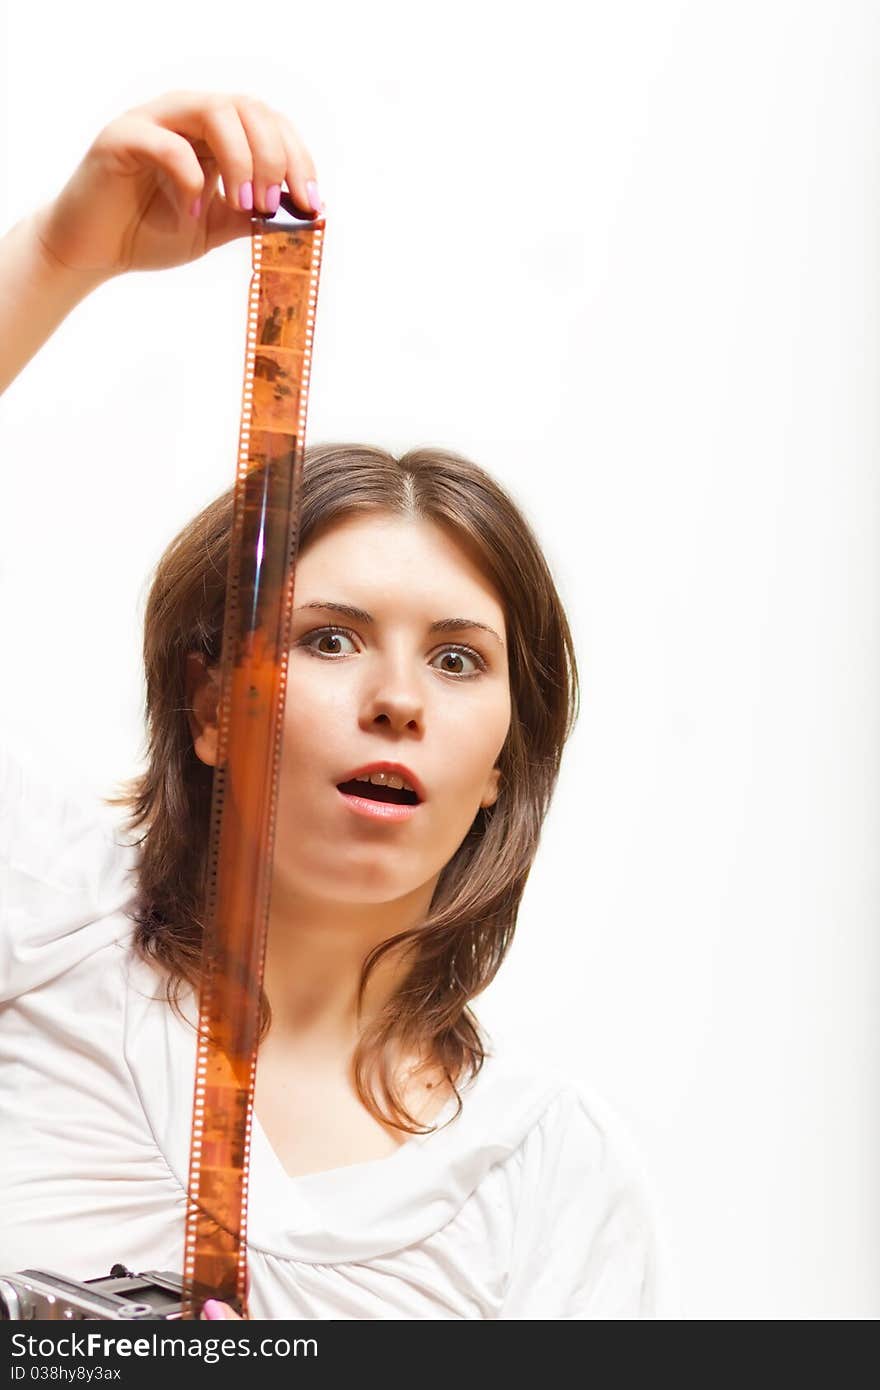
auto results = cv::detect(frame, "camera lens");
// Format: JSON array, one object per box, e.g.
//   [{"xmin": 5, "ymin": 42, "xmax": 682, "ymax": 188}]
[{"xmin": 0, "ymin": 1278, "xmax": 23, "ymax": 1318}]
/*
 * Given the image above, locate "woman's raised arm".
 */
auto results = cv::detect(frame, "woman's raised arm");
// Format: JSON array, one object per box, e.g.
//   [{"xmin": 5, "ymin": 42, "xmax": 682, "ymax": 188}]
[
  {"xmin": 0, "ymin": 89, "xmax": 321, "ymax": 394},
  {"xmin": 0, "ymin": 211, "xmax": 109, "ymax": 394}
]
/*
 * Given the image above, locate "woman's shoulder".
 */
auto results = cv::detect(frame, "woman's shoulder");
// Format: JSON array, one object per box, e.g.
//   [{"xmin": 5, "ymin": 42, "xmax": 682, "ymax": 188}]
[
  {"xmin": 462, "ymin": 1036, "xmax": 615, "ymax": 1118},
  {"xmin": 459, "ymin": 1046, "xmax": 642, "ymax": 1185},
  {"xmin": 0, "ymin": 741, "xmax": 140, "ymax": 1001},
  {"xmin": 421, "ymin": 1041, "xmax": 661, "ymax": 1240},
  {"xmin": 468, "ymin": 1040, "xmax": 662, "ymax": 1200},
  {"xmin": 463, "ymin": 1042, "xmax": 680, "ymax": 1318}
]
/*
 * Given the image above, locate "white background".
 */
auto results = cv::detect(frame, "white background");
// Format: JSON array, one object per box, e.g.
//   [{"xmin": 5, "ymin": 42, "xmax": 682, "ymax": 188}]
[{"xmin": 2, "ymin": 0, "xmax": 878, "ymax": 1318}]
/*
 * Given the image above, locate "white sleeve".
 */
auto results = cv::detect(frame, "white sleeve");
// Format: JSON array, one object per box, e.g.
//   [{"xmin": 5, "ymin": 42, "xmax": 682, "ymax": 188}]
[
  {"xmin": 0, "ymin": 743, "xmax": 139, "ymax": 1001},
  {"xmin": 499, "ymin": 1080, "xmax": 679, "ymax": 1319}
]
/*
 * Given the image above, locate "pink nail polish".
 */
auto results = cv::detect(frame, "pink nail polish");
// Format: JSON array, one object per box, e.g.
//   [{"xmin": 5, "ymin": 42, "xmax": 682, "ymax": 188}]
[
  {"xmin": 190, "ymin": 196, "xmax": 202, "ymax": 219},
  {"xmin": 306, "ymin": 180, "xmax": 321, "ymax": 213},
  {"xmin": 239, "ymin": 181, "xmax": 254, "ymax": 211},
  {"xmin": 202, "ymin": 1299, "xmax": 227, "ymax": 1319},
  {"xmin": 265, "ymin": 184, "xmax": 281, "ymax": 215}
]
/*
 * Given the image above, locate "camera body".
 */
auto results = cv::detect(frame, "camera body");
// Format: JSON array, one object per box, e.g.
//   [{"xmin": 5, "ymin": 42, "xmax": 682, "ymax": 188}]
[{"xmin": 0, "ymin": 1265, "xmax": 188, "ymax": 1320}]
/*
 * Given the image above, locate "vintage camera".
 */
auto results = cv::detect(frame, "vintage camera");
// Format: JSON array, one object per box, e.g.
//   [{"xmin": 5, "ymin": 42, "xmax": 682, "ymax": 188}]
[{"xmin": 0, "ymin": 1265, "xmax": 190, "ymax": 1319}]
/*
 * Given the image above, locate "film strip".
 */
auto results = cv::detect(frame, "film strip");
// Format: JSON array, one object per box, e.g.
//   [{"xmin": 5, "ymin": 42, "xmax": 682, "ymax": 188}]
[{"xmin": 180, "ymin": 193, "xmax": 325, "ymax": 1320}]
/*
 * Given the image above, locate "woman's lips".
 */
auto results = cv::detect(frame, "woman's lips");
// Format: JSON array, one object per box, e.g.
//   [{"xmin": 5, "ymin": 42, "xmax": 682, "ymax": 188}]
[{"xmin": 336, "ymin": 787, "xmax": 421, "ymax": 822}]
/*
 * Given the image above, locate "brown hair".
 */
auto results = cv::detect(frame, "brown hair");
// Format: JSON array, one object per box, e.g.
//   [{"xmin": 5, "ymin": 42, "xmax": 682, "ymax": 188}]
[{"xmin": 107, "ymin": 443, "xmax": 580, "ymax": 1135}]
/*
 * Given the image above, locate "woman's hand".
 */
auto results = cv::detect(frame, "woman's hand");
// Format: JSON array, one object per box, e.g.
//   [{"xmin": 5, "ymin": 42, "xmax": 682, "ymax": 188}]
[
  {"xmin": 201, "ymin": 1299, "xmax": 244, "ymax": 1320},
  {"xmin": 31, "ymin": 90, "xmax": 321, "ymax": 281}
]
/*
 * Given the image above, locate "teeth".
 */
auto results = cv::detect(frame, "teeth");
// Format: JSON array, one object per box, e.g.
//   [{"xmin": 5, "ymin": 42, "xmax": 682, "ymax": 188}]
[{"xmin": 355, "ymin": 771, "xmax": 416, "ymax": 793}]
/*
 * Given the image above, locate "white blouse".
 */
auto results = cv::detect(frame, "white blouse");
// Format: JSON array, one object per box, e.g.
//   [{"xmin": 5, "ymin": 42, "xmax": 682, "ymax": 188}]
[{"xmin": 0, "ymin": 744, "xmax": 674, "ymax": 1319}]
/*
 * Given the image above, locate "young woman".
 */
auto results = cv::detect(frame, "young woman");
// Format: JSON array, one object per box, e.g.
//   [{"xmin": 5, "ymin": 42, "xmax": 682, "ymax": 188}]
[{"xmin": 0, "ymin": 90, "xmax": 669, "ymax": 1319}]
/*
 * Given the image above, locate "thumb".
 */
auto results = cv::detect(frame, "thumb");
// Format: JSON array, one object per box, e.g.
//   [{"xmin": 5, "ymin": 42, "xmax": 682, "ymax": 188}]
[{"xmin": 202, "ymin": 177, "xmax": 262, "ymax": 251}]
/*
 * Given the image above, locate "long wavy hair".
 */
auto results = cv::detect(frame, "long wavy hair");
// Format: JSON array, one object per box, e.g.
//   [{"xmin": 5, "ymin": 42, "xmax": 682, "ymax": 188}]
[{"xmin": 106, "ymin": 443, "xmax": 580, "ymax": 1136}]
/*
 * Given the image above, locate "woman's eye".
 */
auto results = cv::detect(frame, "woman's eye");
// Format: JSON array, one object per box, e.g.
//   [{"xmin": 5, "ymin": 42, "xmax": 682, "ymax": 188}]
[
  {"xmin": 429, "ymin": 647, "xmax": 484, "ymax": 677},
  {"xmin": 298, "ymin": 627, "xmax": 485, "ymax": 678},
  {"xmin": 300, "ymin": 626, "xmax": 358, "ymax": 657}
]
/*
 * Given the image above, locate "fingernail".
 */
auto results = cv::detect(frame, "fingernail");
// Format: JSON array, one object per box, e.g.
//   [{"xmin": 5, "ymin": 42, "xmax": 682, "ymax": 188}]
[
  {"xmin": 265, "ymin": 184, "xmax": 281, "ymax": 215},
  {"xmin": 201, "ymin": 1299, "xmax": 228, "ymax": 1320},
  {"xmin": 190, "ymin": 196, "xmax": 202, "ymax": 219},
  {"xmin": 306, "ymin": 179, "xmax": 321, "ymax": 213},
  {"xmin": 239, "ymin": 180, "xmax": 254, "ymax": 211}
]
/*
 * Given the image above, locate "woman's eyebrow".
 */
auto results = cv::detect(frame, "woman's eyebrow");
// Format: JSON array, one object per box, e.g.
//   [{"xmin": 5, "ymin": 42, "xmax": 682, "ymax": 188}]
[{"xmin": 294, "ymin": 599, "xmax": 505, "ymax": 647}]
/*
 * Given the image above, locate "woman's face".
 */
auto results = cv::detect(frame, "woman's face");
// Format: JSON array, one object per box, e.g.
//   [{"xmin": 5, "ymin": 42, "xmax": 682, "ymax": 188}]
[{"xmin": 270, "ymin": 510, "xmax": 512, "ymax": 905}]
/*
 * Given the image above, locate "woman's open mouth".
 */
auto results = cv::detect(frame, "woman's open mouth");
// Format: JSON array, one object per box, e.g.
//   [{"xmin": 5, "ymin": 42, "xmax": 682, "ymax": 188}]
[{"xmin": 336, "ymin": 779, "xmax": 422, "ymax": 821}]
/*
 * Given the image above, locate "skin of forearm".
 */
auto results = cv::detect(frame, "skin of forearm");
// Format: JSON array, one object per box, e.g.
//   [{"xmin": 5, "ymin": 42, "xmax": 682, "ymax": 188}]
[{"xmin": 0, "ymin": 210, "xmax": 110, "ymax": 395}]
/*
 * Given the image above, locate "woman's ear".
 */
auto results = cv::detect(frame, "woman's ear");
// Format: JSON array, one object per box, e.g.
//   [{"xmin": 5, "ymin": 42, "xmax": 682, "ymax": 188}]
[
  {"xmin": 481, "ymin": 765, "xmax": 501, "ymax": 809},
  {"xmin": 184, "ymin": 652, "xmax": 220, "ymax": 767}
]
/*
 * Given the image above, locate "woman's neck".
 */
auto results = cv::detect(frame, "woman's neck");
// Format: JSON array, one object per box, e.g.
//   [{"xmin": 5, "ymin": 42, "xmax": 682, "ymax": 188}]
[{"xmin": 261, "ymin": 875, "xmax": 438, "ymax": 1048}]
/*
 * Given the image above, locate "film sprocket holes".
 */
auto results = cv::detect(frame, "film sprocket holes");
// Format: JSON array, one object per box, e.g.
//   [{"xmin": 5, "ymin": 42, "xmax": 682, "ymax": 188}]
[
  {"xmin": 181, "ymin": 192, "xmax": 324, "ymax": 1319},
  {"xmin": 4, "ymin": 194, "xmax": 326, "ymax": 1323}
]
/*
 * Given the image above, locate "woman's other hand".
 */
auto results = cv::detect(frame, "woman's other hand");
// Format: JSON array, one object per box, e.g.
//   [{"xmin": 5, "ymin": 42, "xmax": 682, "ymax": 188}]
[
  {"xmin": 31, "ymin": 90, "xmax": 321, "ymax": 280},
  {"xmin": 201, "ymin": 1298, "xmax": 244, "ymax": 1320}
]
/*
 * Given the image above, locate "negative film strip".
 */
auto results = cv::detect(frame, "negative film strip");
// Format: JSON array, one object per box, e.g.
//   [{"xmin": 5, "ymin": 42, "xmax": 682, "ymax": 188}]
[{"xmin": 180, "ymin": 192, "xmax": 325, "ymax": 1319}]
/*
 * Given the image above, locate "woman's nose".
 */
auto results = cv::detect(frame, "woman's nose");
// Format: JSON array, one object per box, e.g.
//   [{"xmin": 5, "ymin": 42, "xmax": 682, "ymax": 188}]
[{"xmin": 361, "ymin": 667, "xmax": 425, "ymax": 732}]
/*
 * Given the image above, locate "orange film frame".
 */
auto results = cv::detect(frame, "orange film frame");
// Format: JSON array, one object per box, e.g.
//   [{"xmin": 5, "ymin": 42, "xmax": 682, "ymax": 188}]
[{"xmin": 180, "ymin": 192, "xmax": 325, "ymax": 1319}]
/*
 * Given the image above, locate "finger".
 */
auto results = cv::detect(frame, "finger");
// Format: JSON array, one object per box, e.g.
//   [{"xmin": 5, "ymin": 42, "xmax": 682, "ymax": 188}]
[
  {"xmin": 202, "ymin": 186, "xmax": 264, "ymax": 251},
  {"xmin": 233, "ymin": 97, "xmax": 287, "ymax": 216},
  {"xmin": 199, "ymin": 100, "xmax": 258, "ymax": 213},
  {"xmin": 277, "ymin": 113, "xmax": 322, "ymax": 217},
  {"xmin": 135, "ymin": 91, "xmax": 322, "ymax": 219},
  {"xmin": 202, "ymin": 121, "xmax": 321, "ymax": 248},
  {"xmin": 190, "ymin": 162, "xmax": 221, "ymax": 220},
  {"xmin": 95, "ymin": 115, "xmax": 207, "ymax": 220},
  {"xmin": 138, "ymin": 91, "xmax": 258, "ymax": 214},
  {"xmin": 201, "ymin": 1299, "xmax": 241, "ymax": 1320}
]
